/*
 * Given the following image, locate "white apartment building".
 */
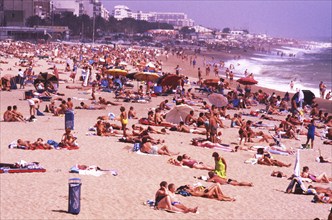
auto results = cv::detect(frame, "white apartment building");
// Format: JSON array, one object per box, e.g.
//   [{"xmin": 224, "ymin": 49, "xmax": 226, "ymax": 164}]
[
  {"xmin": 53, "ymin": 0, "xmax": 109, "ymax": 19},
  {"xmin": 113, "ymin": 5, "xmax": 132, "ymax": 20},
  {"xmin": 52, "ymin": 0, "xmax": 80, "ymax": 16},
  {"xmin": 112, "ymin": 5, "xmax": 194, "ymax": 28},
  {"xmin": 100, "ymin": 5, "xmax": 109, "ymax": 20}
]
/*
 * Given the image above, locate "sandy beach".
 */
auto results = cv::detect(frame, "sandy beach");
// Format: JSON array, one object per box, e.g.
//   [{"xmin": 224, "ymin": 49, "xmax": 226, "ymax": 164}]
[{"xmin": 0, "ymin": 43, "xmax": 331, "ymax": 219}]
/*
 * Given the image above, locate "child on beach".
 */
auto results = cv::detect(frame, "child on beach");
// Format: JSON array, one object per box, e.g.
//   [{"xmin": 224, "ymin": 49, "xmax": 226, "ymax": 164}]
[
  {"xmin": 120, "ymin": 106, "xmax": 128, "ymax": 137},
  {"xmin": 304, "ymin": 119, "xmax": 315, "ymax": 149}
]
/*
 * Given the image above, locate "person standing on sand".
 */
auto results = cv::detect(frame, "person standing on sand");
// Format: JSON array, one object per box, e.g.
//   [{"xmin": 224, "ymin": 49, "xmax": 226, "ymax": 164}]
[
  {"xmin": 209, "ymin": 113, "xmax": 218, "ymax": 143},
  {"xmin": 206, "ymin": 65, "xmax": 210, "ymax": 76},
  {"xmin": 175, "ymin": 65, "xmax": 180, "ymax": 75},
  {"xmin": 214, "ymin": 65, "xmax": 219, "ymax": 77},
  {"xmin": 120, "ymin": 106, "xmax": 128, "ymax": 137},
  {"xmin": 290, "ymin": 81, "xmax": 294, "ymax": 90},
  {"xmin": 198, "ymin": 67, "xmax": 202, "ymax": 79},
  {"xmin": 319, "ymin": 81, "xmax": 327, "ymax": 98},
  {"xmin": 304, "ymin": 119, "xmax": 315, "ymax": 149},
  {"xmin": 229, "ymin": 71, "xmax": 234, "ymax": 83},
  {"xmin": 18, "ymin": 68, "xmax": 25, "ymax": 89}
]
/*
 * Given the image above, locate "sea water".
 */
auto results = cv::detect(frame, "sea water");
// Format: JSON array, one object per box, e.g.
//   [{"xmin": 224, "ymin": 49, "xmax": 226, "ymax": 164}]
[{"xmin": 221, "ymin": 41, "xmax": 332, "ymax": 98}]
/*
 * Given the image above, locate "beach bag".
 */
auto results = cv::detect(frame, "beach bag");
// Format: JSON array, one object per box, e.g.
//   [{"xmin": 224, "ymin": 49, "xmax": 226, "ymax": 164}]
[
  {"xmin": 37, "ymin": 109, "xmax": 45, "ymax": 116},
  {"xmin": 47, "ymin": 140, "xmax": 59, "ymax": 148},
  {"xmin": 294, "ymin": 182, "xmax": 304, "ymax": 194},
  {"xmin": 132, "ymin": 143, "xmax": 141, "ymax": 152}
]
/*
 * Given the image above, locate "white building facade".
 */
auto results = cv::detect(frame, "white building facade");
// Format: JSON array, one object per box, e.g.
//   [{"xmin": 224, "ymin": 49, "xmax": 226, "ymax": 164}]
[{"xmin": 112, "ymin": 5, "xmax": 194, "ymax": 28}]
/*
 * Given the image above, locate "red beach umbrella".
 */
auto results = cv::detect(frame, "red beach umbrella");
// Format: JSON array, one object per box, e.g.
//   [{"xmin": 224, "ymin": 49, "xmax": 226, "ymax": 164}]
[
  {"xmin": 237, "ymin": 77, "xmax": 258, "ymax": 85},
  {"xmin": 160, "ymin": 74, "xmax": 183, "ymax": 87},
  {"xmin": 203, "ymin": 78, "xmax": 219, "ymax": 87}
]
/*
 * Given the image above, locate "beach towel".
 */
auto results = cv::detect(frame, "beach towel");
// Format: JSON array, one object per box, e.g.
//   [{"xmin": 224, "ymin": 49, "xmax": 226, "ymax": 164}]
[
  {"xmin": 0, "ymin": 161, "xmax": 46, "ymax": 174},
  {"xmin": 244, "ymin": 158, "xmax": 258, "ymax": 165},
  {"xmin": 69, "ymin": 165, "xmax": 118, "ymax": 177},
  {"xmin": 135, "ymin": 151, "xmax": 161, "ymax": 156}
]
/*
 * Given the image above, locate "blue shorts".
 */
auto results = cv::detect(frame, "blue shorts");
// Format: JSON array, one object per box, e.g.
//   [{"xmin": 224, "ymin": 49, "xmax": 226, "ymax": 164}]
[{"xmin": 307, "ymin": 133, "xmax": 315, "ymax": 140}]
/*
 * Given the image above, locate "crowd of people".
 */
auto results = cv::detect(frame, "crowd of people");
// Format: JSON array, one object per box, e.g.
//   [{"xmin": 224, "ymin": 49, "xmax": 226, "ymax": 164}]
[{"xmin": 1, "ymin": 40, "xmax": 331, "ymax": 219}]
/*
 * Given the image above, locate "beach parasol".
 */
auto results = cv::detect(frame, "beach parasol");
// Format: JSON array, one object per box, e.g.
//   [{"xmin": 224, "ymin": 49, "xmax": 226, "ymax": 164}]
[
  {"xmin": 208, "ymin": 93, "xmax": 228, "ymax": 107},
  {"xmin": 237, "ymin": 77, "xmax": 258, "ymax": 85},
  {"xmin": 34, "ymin": 72, "xmax": 59, "ymax": 91},
  {"xmin": 159, "ymin": 74, "xmax": 183, "ymax": 88},
  {"xmin": 165, "ymin": 104, "xmax": 193, "ymax": 124},
  {"xmin": 134, "ymin": 72, "xmax": 160, "ymax": 82},
  {"xmin": 104, "ymin": 69, "xmax": 128, "ymax": 77},
  {"xmin": 145, "ymin": 62, "xmax": 156, "ymax": 69},
  {"xmin": 302, "ymin": 90, "xmax": 315, "ymax": 105},
  {"xmin": 126, "ymin": 71, "xmax": 137, "ymax": 80}
]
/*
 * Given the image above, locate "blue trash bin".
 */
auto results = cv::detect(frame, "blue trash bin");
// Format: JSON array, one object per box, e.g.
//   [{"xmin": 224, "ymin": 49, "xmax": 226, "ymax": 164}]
[
  {"xmin": 68, "ymin": 178, "xmax": 81, "ymax": 215},
  {"xmin": 65, "ymin": 110, "xmax": 74, "ymax": 130}
]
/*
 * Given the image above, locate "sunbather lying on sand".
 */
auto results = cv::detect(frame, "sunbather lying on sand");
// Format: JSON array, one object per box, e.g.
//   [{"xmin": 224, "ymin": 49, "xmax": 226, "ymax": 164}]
[
  {"xmin": 301, "ymin": 166, "xmax": 332, "ymax": 183},
  {"xmin": 140, "ymin": 137, "xmax": 178, "ymax": 156},
  {"xmin": 17, "ymin": 138, "xmax": 52, "ymax": 150},
  {"xmin": 98, "ymin": 97, "xmax": 120, "ymax": 106},
  {"xmin": 206, "ymin": 171, "xmax": 253, "ymax": 186},
  {"xmin": 176, "ymin": 183, "xmax": 235, "ymax": 202},
  {"xmin": 271, "ymin": 171, "xmax": 287, "ymax": 178},
  {"xmin": 191, "ymin": 139, "xmax": 234, "ymax": 152},
  {"xmin": 260, "ymin": 114, "xmax": 280, "ymax": 121},
  {"xmin": 177, "ymin": 121, "xmax": 206, "ymax": 135},
  {"xmin": 255, "ymin": 148, "xmax": 291, "ymax": 167},
  {"xmin": 132, "ymin": 125, "xmax": 168, "ymax": 136},
  {"xmin": 75, "ymin": 102, "xmax": 106, "ymax": 110},
  {"xmin": 168, "ymin": 154, "xmax": 213, "ymax": 170},
  {"xmin": 308, "ymin": 185, "xmax": 332, "ymax": 196}
]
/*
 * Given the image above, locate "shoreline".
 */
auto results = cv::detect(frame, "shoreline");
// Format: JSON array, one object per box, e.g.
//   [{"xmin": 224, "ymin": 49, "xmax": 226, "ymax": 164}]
[{"xmin": 180, "ymin": 48, "xmax": 332, "ymax": 113}]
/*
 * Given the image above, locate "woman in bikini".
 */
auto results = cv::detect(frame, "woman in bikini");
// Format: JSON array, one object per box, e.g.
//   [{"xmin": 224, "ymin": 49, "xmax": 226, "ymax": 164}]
[
  {"xmin": 191, "ymin": 139, "xmax": 234, "ymax": 152},
  {"xmin": 176, "ymin": 154, "xmax": 213, "ymax": 171},
  {"xmin": 184, "ymin": 183, "xmax": 235, "ymax": 202},
  {"xmin": 120, "ymin": 106, "xmax": 128, "ymax": 137},
  {"xmin": 301, "ymin": 166, "xmax": 331, "ymax": 183}
]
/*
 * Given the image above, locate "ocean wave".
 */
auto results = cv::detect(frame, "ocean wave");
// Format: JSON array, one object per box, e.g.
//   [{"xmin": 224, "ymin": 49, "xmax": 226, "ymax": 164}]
[{"xmin": 251, "ymin": 57, "xmax": 286, "ymax": 63}]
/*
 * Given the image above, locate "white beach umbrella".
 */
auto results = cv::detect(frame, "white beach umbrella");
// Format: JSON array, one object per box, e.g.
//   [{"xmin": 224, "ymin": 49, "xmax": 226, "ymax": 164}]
[{"xmin": 165, "ymin": 104, "xmax": 193, "ymax": 124}]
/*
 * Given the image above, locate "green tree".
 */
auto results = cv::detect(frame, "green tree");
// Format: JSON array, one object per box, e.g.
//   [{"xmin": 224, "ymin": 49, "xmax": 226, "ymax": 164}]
[
  {"xmin": 222, "ymin": 27, "xmax": 231, "ymax": 33},
  {"xmin": 26, "ymin": 15, "xmax": 45, "ymax": 27}
]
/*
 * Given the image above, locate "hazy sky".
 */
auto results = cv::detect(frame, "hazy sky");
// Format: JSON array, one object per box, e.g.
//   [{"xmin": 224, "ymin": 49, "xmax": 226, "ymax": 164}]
[{"xmin": 100, "ymin": 0, "xmax": 331, "ymax": 40}]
